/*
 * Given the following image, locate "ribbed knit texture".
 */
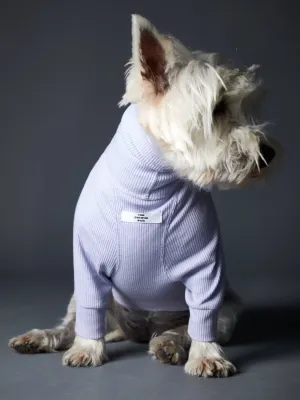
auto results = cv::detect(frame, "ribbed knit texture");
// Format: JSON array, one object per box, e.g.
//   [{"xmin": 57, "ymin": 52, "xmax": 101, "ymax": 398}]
[{"xmin": 73, "ymin": 104, "xmax": 225, "ymax": 342}]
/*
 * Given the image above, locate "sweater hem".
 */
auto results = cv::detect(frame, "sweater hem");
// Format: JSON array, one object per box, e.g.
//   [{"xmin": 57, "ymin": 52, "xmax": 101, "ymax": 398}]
[
  {"xmin": 75, "ymin": 306, "xmax": 106, "ymax": 340},
  {"xmin": 187, "ymin": 308, "xmax": 218, "ymax": 342}
]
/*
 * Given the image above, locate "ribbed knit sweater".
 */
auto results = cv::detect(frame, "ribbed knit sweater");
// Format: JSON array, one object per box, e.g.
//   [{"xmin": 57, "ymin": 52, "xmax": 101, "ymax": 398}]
[{"xmin": 73, "ymin": 104, "xmax": 225, "ymax": 342}]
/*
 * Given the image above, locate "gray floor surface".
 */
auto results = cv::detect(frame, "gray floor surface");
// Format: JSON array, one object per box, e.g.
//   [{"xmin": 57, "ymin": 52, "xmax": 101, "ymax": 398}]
[{"xmin": 1, "ymin": 276, "xmax": 300, "ymax": 400}]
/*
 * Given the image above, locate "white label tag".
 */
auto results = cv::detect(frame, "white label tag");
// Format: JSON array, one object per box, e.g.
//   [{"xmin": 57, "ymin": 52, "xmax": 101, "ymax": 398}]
[{"xmin": 121, "ymin": 210, "xmax": 162, "ymax": 224}]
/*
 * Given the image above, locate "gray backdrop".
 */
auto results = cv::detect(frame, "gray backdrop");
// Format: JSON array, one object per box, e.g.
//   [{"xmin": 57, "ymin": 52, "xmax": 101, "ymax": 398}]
[{"xmin": 2, "ymin": 1, "xmax": 300, "ymax": 400}]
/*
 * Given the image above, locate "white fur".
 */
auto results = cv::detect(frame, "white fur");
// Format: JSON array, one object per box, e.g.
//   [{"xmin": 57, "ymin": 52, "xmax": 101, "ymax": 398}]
[
  {"xmin": 56, "ymin": 294, "xmax": 76, "ymax": 329},
  {"xmin": 8, "ymin": 329, "xmax": 59, "ymax": 353},
  {"xmin": 119, "ymin": 15, "xmax": 272, "ymax": 188},
  {"xmin": 185, "ymin": 340, "xmax": 236, "ymax": 377},
  {"xmin": 62, "ymin": 336, "xmax": 107, "ymax": 367}
]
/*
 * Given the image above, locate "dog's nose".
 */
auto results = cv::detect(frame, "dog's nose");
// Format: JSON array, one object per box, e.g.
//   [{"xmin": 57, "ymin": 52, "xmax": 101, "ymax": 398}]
[{"xmin": 259, "ymin": 143, "xmax": 276, "ymax": 168}]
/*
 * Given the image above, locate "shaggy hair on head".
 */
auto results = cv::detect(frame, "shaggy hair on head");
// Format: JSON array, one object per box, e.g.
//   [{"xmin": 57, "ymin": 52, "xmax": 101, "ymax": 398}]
[{"xmin": 119, "ymin": 15, "xmax": 271, "ymax": 188}]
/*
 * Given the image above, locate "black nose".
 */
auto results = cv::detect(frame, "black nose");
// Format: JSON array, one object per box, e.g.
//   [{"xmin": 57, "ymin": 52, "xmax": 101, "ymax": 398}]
[{"xmin": 259, "ymin": 143, "xmax": 276, "ymax": 168}]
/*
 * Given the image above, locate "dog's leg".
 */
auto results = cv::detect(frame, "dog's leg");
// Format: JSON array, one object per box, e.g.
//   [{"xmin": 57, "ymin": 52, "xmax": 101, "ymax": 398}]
[
  {"xmin": 148, "ymin": 286, "xmax": 241, "ymax": 369},
  {"xmin": 8, "ymin": 294, "xmax": 76, "ymax": 353},
  {"xmin": 104, "ymin": 328, "xmax": 125, "ymax": 343},
  {"xmin": 62, "ymin": 297, "xmax": 125, "ymax": 367},
  {"xmin": 217, "ymin": 287, "xmax": 243, "ymax": 345},
  {"xmin": 104, "ymin": 304, "xmax": 126, "ymax": 343},
  {"xmin": 9, "ymin": 292, "xmax": 125, "ymax": 364},
  {"xmin": 184, "ymin": 340, "xmax": 236, "ymax": 377},
  {"xmin": 148, "ymin": 325, "xmax": 189, "ymax": 365}
]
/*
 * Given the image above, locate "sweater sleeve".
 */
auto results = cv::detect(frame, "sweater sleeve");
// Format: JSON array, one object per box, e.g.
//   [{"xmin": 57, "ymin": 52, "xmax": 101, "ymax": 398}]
[
  {"xmin": 73, "ymin": 220, "xmax": 112, "ymax": 340},
  {"xmin": 182, "ymin": 233, "xmax": 224, "ymax": 342},
  {"xmin": 165, "ymin": 191, "xmax": 225, "ymax": 342}
]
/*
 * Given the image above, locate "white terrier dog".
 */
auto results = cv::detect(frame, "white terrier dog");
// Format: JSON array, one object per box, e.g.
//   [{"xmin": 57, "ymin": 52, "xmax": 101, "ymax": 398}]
[{"xmin": 9, "ymin": 15, "xmax": 276, "ymax": 378}]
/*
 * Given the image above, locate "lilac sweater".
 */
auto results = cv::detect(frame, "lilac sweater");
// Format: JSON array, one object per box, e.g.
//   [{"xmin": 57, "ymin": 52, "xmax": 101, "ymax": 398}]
[{"xmin": 73, "ymin": 104, "xmax": 225, "ymax": 342}]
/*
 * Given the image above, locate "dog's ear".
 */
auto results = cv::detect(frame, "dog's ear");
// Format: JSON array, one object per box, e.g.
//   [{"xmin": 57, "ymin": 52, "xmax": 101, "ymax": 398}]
[
  {"xmin": 119, "ymin": 15, "xmax": 191, "ymax": 106},
  {"xmin": 131, "ymin": 14, "xmax": 171, "ymax": 96}
]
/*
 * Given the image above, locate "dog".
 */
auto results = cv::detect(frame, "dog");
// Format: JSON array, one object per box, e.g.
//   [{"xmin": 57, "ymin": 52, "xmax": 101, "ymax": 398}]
[{"xmin": 9, "ymin": 15, "xmax": 276, "ymax": 377}]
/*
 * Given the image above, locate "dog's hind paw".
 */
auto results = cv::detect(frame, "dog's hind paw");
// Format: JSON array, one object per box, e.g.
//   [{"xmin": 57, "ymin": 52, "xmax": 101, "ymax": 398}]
[
  {"xmin": 149, "ymin": 335, "xmax": 187, "ymax": 365},
  {"xmin": 8, "ymin": 329, "xmax": 55, "ymax": 354}
]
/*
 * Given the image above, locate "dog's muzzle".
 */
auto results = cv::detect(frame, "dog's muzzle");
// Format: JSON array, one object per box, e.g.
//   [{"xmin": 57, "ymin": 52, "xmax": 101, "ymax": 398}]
[{"xmin": 259, "ymin": 143, "xmax": 276, "ymax": 168}]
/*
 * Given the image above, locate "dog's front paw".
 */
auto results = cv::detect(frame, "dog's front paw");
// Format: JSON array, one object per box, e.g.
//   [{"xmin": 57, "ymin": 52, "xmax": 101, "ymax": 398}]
[
  {"xmin": 185, "ymin": 340, "xmax": 236, "ymax": 377},
  {"xmin": 149, "ymin": 335, "xmax": 187, "ymax": 365},
  {"xmin": 184, "ymin": 357, "xmax": 236, "ymax": 377},
  {"xmin": 62, "ymin": 336, "xmax": 107, "ymax": 367}
]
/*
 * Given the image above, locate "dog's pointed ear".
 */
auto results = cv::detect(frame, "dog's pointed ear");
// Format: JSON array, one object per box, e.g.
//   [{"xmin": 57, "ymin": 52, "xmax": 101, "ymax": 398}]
[{"xmin": 131, "ymin": 14, "xmax": 170, "ymax": 95}]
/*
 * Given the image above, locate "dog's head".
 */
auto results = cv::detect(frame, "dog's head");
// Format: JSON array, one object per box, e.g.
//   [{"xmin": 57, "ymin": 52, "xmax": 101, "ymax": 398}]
[{"xmin": 119, "ymin": 15, "xmax": 277, "ymax": 188}]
